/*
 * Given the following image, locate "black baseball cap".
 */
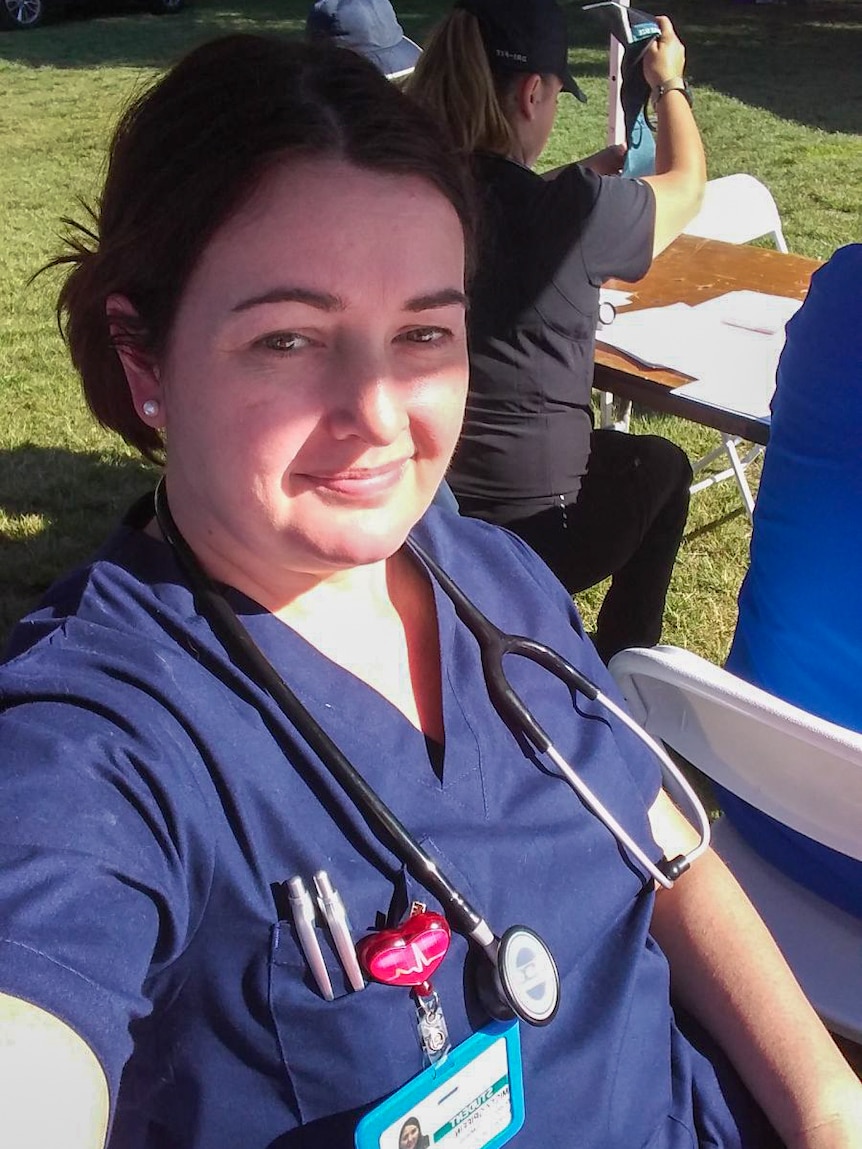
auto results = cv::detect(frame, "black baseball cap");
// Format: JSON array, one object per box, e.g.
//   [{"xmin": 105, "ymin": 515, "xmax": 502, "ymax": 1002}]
[{"xmin": 456, "ymin": 0, "xmax": 587, "ymax": 102}]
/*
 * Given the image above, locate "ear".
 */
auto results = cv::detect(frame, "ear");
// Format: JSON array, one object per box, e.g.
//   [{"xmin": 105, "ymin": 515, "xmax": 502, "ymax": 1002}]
[
  {"xmin": 516, "ymin": 73, "xmax": 544, "ymax": 120},
  {"xmin": 106, "ymin": 294, "xmax": 164, "ymax": 427}
]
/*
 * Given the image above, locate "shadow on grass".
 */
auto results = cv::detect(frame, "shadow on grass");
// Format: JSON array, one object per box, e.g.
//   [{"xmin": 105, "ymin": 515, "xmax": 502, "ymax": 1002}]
[
  {"xmin": 3, "ymin": 0, "xmax": 860, "ymax": 135},
  {"xmin": 571, "ymin": 0, "xmax": 862, "ymax": 134},
  {"xmin": 0, "ymin": 0, "xmax": 307, "ymax": 70},
  {"xmin": 661, "ymin": 0, "xmax": 862, "ymax": 135},
  {"xmin": 684, "ymin": 503, "xmax": 748, "ymax": 541},
  {"xmin": 0, "ymin": 443, "xmax": 156, "ymax": 645}
]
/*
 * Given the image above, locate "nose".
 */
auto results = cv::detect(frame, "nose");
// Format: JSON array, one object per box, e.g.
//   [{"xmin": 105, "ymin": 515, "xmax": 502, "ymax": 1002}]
[{"xmin": 326, "ymin": 345, "xmax": 408, "ymax": 445}]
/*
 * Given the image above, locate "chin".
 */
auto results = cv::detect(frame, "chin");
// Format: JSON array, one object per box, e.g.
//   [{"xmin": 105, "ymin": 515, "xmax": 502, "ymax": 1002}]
[
  {"xmin": 285, "ymin": 480, "xmax": 436, "ymax": 571},
  {"xmin": 304, "ymin": 518, "xmax": 416, "ymax": 573}
]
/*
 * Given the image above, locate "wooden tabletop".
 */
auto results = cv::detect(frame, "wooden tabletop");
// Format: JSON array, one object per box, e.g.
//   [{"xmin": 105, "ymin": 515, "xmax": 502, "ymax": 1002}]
[{"xmin": 594, "ymin": 235, "xmax": 822, "ymax": 444}]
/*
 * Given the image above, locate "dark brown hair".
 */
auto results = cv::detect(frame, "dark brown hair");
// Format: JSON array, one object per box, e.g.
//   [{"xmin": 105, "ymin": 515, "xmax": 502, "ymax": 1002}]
[{"xmin": 48, "ymin": 35, "xmax": 477, "ymax": 462}]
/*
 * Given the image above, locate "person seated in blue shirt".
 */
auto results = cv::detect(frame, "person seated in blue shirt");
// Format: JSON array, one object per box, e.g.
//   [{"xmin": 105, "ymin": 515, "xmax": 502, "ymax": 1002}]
[
  {"xmin": 0, "ymin": 33, "xmax": 860, "ymax": 1149},
  {"xmin": 721, "ymin": 243, "xmax": 862, "ymax": 919}
]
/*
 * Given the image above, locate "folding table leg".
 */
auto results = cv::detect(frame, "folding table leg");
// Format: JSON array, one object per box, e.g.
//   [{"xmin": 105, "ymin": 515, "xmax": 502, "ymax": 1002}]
[
  {"xmin": 598, "ymin": 391, "xmax": 631, "ymax": 432},
  {"xmin": 689, "ymin": 435, "xmax": 762, "ymax": 522}
]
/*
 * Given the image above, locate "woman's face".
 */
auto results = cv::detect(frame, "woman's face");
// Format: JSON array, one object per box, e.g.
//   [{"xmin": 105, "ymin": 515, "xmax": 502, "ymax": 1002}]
[
  {"xmin": 139, "ymin": 156, "xmax": 468, "ymax": 601},
  {"xmin": 399, "ymin": 1121, "xmax": 421, "ymax": 1149}
]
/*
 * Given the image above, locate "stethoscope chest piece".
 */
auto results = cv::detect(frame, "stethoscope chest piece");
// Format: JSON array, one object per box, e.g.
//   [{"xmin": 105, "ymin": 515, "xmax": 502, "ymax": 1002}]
[{"xmin": 480, "ymin": 926, "xmax": 560, "ymax": 1027}]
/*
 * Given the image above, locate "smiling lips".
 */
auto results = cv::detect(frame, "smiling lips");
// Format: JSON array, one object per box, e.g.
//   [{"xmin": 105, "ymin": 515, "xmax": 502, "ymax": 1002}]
[{"xmin": 301, "ymin": 458, "xmax": 410, "ymax": 497}]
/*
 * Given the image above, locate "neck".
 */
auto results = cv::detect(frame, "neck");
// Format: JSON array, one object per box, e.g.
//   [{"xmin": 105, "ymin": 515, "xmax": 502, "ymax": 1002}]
[
  {"xmin": 274, "ymin": 548, "xmax": 443, "ymax": 742},
  {"xmin": 148, "ymin": 500, "xmax": 443, "ymax": 739},
  {"xmin": 146, "ymin": 501, "xmax": 395, "ymax": 621},
  {"xmin": 506, "ymin": 140, "xmax": 532, "ymax": 168},
  {"xmin": 272, "ymin": 559, "xmax": 395, "ymax": 628}
]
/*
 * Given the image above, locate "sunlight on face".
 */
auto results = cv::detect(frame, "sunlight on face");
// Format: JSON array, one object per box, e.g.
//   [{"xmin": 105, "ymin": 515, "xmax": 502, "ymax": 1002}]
[{"xmin": 156, "ymin": 156, "xmax": 469, "ymax": 602}]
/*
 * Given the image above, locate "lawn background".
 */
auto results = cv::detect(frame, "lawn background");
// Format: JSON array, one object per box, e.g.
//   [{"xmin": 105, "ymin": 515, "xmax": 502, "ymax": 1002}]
[
  {"xmin": 1, "ymin": 0, "xmax": 860, "ymax": 651},
  {"xmin": 1, "ymin": 0, "xmax": 861, "ymax": 1071},
  {"xmin": 2, "ymin": 0, "xmax": 861, "ymax": 653}
]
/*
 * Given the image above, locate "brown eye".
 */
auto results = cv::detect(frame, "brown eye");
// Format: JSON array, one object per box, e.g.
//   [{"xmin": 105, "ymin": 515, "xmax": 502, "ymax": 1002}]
[
  {"xmin": 399, "ymin": 327, "xmax": 449, "ymax": 345},
  {"xmin": 259, "ymin": 332, "xmax": 312, "ymax": 353}
]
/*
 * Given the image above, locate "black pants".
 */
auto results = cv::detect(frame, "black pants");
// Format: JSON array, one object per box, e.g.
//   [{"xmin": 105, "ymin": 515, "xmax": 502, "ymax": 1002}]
[{"xmin": 459, "ymin": 430, "xmax": 692, "ymax": 664}]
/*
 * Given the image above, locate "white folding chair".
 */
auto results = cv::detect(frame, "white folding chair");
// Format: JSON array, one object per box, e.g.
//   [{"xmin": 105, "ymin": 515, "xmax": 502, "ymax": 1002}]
[
  {"xmin": 683, "ymin": 174, "xmax": 788, "ymax": 520},
  {"xmin": 608, "ymin": 644, "xmax": 862, "ymax": 1043},
  {"xmin": 683, "ymin": 174, "xmax": 788, "ymax": 253}
]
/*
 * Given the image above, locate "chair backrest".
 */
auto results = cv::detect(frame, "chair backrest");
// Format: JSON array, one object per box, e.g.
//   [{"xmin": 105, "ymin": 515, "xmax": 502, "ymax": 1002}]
[
  {"xmin": 683, "ymin": 173, "xmax": 789, "ymax": 253},
  {"xmin": 608, "ymin": 645, "xmax": 862, "ymax": 860}
]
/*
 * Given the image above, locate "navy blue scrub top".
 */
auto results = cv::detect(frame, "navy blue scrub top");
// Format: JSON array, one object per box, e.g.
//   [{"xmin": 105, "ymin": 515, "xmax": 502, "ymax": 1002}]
[{"xmin": 0, "ymin": 505, "xmax": 764, "ymax": 1147}]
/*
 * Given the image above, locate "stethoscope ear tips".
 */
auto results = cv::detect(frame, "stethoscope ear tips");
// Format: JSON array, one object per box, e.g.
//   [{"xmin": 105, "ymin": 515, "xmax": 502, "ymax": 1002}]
[{"xmin": 658, "ymin": 854, "xmax": 690, "ymax": 883}]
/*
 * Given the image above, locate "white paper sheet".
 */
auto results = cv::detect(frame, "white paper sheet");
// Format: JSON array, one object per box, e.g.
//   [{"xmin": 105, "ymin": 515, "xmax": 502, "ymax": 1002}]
[
  {"xmin": 690, "ymin": 290, "xmax": 802, "ymax": 335},
  {"xmin": 596, "ymin": 303, "xmax": 703, "ymax": 374},
  {"xmin": 596, "ymin": 291, "xmax": 804, "ymax": 421},
  {"xmin": 599, "ymin": 287, "xmax": 634, "ymax": 308}
]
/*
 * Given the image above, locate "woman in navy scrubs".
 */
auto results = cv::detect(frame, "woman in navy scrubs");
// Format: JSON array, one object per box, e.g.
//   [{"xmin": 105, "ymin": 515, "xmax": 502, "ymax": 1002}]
[{"xmin": 0, "ymin": 33, "xmax": 860, "ymax": 1149}]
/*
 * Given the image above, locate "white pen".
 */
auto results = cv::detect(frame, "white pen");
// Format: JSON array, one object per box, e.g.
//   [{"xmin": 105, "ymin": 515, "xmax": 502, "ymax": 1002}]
[
  {"xmin": 287, "ymin": 875, "xmax": 334, "ymax": 1001},
  {"xmin": 313, "ymin": 870, "xmax": 366, "ymax": 992}
]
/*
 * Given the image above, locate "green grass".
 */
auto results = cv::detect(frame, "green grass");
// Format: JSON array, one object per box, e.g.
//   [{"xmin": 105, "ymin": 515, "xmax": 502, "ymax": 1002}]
[
  {"xmin": 1, "ymin": 0, "xmax": 861, "ymax": 660},
  {"xmin": 2, "ymin": 0, "xmax": 861, "ymax": 1076}
]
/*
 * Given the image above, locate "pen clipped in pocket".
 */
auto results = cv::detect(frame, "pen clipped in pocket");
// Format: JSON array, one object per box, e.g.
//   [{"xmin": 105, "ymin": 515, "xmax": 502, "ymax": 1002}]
[{"xmin": 268, "ymin": 917, "xmax": 421, "ymax": 1123}]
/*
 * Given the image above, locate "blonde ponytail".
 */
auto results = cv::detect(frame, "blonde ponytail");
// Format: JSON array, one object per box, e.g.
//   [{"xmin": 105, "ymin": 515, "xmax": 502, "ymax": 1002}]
[{"xmin": 407, "ymin": 10, "xmax": 515, "ymax": 156}]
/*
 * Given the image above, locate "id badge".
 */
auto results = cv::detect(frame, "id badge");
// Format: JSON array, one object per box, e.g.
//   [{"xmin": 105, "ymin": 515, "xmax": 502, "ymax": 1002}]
[{"xmin": 355, "ymin": 1020, "xmax": 524, "ymax": 1149}]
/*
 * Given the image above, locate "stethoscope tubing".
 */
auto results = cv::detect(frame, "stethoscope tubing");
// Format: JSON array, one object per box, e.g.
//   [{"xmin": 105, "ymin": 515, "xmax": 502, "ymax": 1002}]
[
  {"xmin": 406, "ymin": 538, "xmax": 710, "ymax": 888},
  {"xmin": 550, "ymin": 693, "xmax": 711, "ymax": 886},
  {"xmin": 155, "ymin": 478, "xmax": 709, "ymax": 950},
  {"xmin": 153, "ymin": 481, "xmax": 497, "ymax": 951}
]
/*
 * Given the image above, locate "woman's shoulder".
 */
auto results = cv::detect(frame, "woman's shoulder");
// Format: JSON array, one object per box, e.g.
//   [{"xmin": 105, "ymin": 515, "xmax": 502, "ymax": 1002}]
[
  {"xmin": 475, "ymin": 152, "xmax": 597, "ymax": 214},
  {"xmin": 2, "ymin": 512, "xmax": 201, "ymax": 684},
  {"xmin": 475, "ymin": 157, "xmax": 651, "ymax": 271}
]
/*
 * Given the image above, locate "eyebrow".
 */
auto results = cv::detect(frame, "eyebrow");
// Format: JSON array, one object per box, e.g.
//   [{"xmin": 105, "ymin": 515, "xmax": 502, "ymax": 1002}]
[
  {"xmin": 405, "ymin": 289, "xmax": 469, "ymax": 312},
  {"xmin": 230, "ymin": 286, "xmax": 468, "ymax": 314},
  {"xmin": 231, "ymin": 288, "xmax": 343, "ymax": 314}
]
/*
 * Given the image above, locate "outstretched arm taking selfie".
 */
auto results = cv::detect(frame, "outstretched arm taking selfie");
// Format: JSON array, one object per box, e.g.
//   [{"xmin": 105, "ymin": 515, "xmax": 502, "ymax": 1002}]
[
  {"xmin": 649, "ymin": 792, "xmax": 862, "ymax": 1148},
  {"xmin": 0, "ymin": 992, "xmax": 108, "ymax": 1149}
]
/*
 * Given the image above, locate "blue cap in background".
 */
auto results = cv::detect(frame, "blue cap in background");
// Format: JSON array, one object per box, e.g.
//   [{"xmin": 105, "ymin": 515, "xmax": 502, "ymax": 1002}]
[{"xmin": 306, "ymin": 0, "xmax": 422, "ymax": 79}]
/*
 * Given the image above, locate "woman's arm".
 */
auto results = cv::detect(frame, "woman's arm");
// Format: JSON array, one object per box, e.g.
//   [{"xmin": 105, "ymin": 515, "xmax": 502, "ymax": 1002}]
[
  {"xmin": 0, "ymin": 991, "xmax": 109, "ymax": 1149},
  {"xmin": 649, "ymin": 791, "xmax": 862, "ymax": 1148},
  {"xmin": 640, "ymin": 15, "xmax": 706, "ymax": 256},
  {"xmin": 541, "ymin": 143, "xmax": 627, "ymax": 180}
]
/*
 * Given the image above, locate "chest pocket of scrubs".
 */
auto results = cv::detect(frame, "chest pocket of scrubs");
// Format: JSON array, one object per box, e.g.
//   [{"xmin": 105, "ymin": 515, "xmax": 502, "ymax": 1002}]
[{"xmin": 268, "ymin": 915, "xmax": 424, "ymax": 1125}]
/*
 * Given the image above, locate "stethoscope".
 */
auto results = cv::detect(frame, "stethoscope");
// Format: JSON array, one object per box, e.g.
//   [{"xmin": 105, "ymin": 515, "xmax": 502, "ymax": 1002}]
[{"xmin": 153, "ymin": 480, "xmax": 710, "ymax": 1028}]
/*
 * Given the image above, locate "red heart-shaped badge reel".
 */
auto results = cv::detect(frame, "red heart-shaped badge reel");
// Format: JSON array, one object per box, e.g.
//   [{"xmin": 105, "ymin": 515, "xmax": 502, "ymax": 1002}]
[{"xmin": 357, "ymin": 911, "xmax": 452, "ymax": 993}]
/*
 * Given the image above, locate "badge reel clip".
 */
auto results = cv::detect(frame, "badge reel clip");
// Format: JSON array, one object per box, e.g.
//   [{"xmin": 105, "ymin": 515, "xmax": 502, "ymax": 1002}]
[
  {"xmin": 357, "ymin": 902, "xmax": 453, "ymax": 1065},
  {"xmin": 582, "ymin": 1, "xmax": 661, "ymax": 178},
  {"xmin": 355, "ymin": 905, "xmax": 528, "ymax": 1149},
  {"xmin": 357, "ymin": 900, "xmax": 561, "ymax": 1066}
]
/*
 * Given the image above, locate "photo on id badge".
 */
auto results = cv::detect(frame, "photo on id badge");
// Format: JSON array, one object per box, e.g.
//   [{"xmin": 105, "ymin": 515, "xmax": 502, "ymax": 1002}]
[{"xmin": 355, "ymin": 1021, "xmax": 525, "ymax": 1149}]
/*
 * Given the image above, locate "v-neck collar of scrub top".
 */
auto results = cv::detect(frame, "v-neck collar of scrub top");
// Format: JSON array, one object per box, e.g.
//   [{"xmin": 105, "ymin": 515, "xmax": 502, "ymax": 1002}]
[{"xmin": 220, "ymin": 553, "xmax": 486, "ymax": 810}]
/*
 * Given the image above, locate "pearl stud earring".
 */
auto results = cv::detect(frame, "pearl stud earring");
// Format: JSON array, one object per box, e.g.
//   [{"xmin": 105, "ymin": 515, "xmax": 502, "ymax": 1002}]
[{"xmin": 142, "ymin": 399, "xmax": 160, "ymax": 418}]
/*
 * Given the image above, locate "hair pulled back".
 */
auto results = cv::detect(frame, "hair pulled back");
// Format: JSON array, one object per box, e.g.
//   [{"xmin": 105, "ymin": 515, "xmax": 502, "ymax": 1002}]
[
  {"xmin": 407, "ymin": 10, "xmax": 517, "ymax": 157},
  {"xmin": 50, "ymin": 35, "xmax": 476, "ymax": 462}
]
